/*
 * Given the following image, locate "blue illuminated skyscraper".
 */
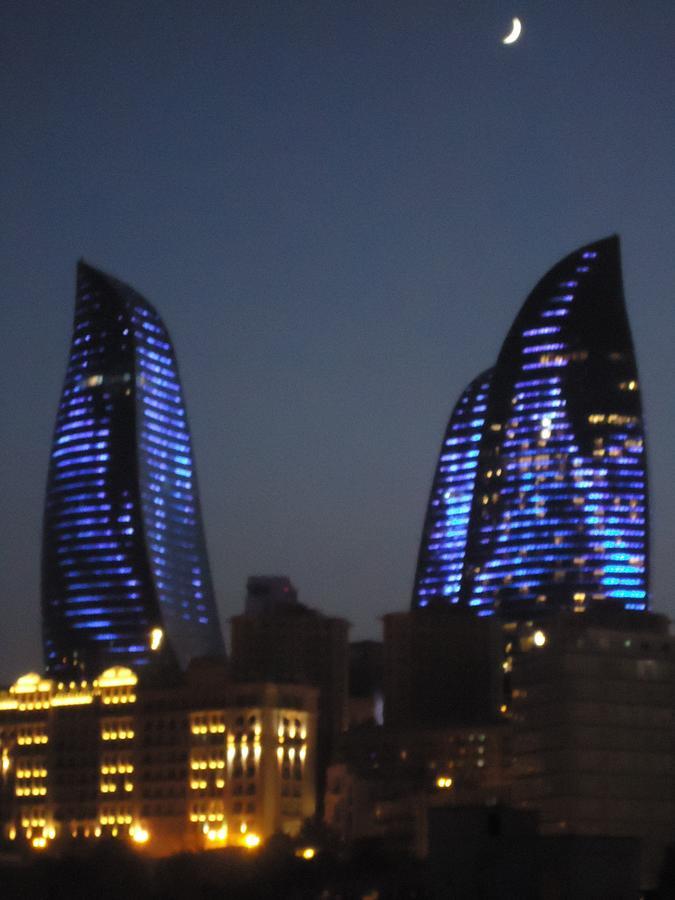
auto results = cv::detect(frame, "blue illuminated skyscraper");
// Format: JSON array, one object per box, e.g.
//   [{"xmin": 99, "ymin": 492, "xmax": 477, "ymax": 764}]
[
  {"xmin": 412, "ymin": 370, "xmax": 493, "ymax": 607},
  {"xmin": 412, "ymin": 236, "xmax": 649, "ymax": 617},
  {"xmin": 42, "ymin": 262, "xmax": 225, "ymax": 677}
]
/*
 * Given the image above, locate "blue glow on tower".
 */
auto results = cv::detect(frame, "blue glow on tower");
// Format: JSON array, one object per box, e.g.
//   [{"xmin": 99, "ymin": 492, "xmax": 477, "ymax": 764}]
[
  {"xmin": 42, "ymin": 262, "xmax": 225, "ymax": 676},
  {"xmin": 412, "ymin": 237, "xmax": 649, "ymax": 617},
  {"xmin": 412, "ymin": 371, "xmax": 493, "ymax": 608}
]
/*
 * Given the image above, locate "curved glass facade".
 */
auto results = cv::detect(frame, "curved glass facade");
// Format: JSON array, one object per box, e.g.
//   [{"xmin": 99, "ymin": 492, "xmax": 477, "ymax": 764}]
[
  {"xmin": 412, "ymin": 371, "xmax": 492, "ymax": 609},
  {"xmin": 42, "ymin": 262, "xmax": 224, "ymax": 677},
  {"xmin": 412, "ymin": 236, "xmax": 649, "ymax": 617}
]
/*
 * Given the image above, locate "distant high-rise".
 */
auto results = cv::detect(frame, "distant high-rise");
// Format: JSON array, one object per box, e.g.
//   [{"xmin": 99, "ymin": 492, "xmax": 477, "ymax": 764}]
[
  {"xmin": 42, "ymin": 262, "xmax": 224, "ymax": 677},
  {"xmin": 413, "ymin": 236, "xmax": 649, "ymax": 617}
]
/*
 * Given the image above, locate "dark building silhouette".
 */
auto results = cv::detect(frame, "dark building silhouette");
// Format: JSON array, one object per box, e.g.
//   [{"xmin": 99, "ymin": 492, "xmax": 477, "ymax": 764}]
[
  {"xmin": 426, "ymin": 806, "xmax": 640, "ymax": 900},
  {"xmin": 413, "ymin": 236, "xmax": 649, "ymax": 618},
  {"xmin": 325, "ymin": 722, "xmax": 512, "ymax": 852},
  {"xmin": 348, "ymin": 640, "xmax": 383, "ymax": 727},
  {"xmin": 508, "ymin": 608, "xmax": 675, "ymax": 890},
  {"xmin": 383, "ymin": 609, "xmax": 504, "ymax": 728},
  {"xmin": 42, "ymin": 262, "xmax": 224, "ymax": 678},
  {"xmin": 245, "ymin": 575, "xmax": 298, "ymax": 616}
]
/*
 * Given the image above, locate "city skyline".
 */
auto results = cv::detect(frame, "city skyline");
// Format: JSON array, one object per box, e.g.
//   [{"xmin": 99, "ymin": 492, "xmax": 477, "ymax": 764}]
[
  {"xmin": 42, "ymin": 262, "xmax": 224, "ymax": 677},
  {"xmin": 413, "ymin": 236, "xmax": 648, "ymax": 617},
  {"xmin": 2, "ymin": 4, "xmax": 675, "ymax": 682}
]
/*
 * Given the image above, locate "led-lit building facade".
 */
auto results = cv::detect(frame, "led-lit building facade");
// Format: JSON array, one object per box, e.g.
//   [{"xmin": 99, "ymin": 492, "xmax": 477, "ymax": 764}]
[
  {"xmin": 42, "ymin": 262, "xmax": 224, "ymax": 677},
  {"xmin": 412, "ymin": 371, "xmax": 493, "ymax": 608},
  {"xmin": 412, "ymin": 236, "xmax": 648, "ymax": 618},
  {"xmin": 0, "ymin": 666, "xmax": 317, "ymax": 854}
]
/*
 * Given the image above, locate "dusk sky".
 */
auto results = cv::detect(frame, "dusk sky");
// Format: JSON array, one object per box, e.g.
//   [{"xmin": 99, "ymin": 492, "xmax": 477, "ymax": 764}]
[{"xmin": 2, "ymin": 1, "xmax": 674, "ymax": 683}]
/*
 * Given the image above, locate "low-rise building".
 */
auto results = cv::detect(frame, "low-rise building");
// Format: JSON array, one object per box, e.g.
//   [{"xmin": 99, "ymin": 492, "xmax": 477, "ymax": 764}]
[
  {"xmin": 0, "ymin": 663, "xmax": 317, "ymax": 855},
  {"xmin": 324, "ymin": 721, "xmax": 511, "ymax": 854}
]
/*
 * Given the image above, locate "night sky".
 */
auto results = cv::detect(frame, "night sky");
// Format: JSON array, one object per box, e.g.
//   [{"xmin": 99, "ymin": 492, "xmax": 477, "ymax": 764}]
[{"xmin": 2, "ymin": 2, "xmax": 674, "ymax": 683}]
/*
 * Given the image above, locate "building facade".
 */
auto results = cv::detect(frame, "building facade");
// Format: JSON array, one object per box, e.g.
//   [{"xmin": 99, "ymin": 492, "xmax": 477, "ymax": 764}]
[
  {"xmin": 42, "ymin": 262, "xmax": 224, "ymax": 678},
  {"xmin": 230, "ymin": 581, "xmax": 349, "ymax": 807},
  {"xmin": 412, "ymin": 236, "xmax": 649, "ymax": 618},
  {"xmin": 0, "ymin": 665, "xmax": 316, "ymax": 855},
  {"xmin": 325, "ymin": 722, "xmax": 511, "ymax": 854},
  {"xmin": 412, "ymin": 371, "xmax": 493, "ymax": 610},
  {"xmin": 509, "ymin": 610, "xmax": 675, "ymax": 888}
]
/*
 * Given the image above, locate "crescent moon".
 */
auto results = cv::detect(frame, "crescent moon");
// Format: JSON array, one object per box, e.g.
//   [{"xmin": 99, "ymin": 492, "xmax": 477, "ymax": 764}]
[{"xmin": 502, "ymin": 17, "xmax": 522, "ymax": 45}]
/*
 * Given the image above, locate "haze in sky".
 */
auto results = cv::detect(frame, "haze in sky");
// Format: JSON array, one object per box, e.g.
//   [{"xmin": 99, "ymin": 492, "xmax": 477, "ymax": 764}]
[{"xmin": 2, "ymin": 1, "xmax": 674, "ymax": 682}]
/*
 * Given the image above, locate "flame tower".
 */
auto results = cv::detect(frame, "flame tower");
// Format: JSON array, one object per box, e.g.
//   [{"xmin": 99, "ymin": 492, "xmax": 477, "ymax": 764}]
[
  {"xmin": 42, "ymin": 262, "xmax": 225, "ymax": 676},
  {"xmin": 412, "ymin": 236, "xmax": 649, "ymax": 617}
]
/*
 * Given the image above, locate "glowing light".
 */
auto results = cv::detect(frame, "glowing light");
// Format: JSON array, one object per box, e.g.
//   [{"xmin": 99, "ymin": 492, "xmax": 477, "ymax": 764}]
[
  {"xmin": 296, "ymin": 847, "xmax": 316, "ymax": 860},
  {"xmin": 243, "ymin": 833, "xmax": 261, "ymax": 849},
  {"xmin": 149, "ymin": 627, "xmax": 164, "ymax": 651},
  {"xmin": 12, "ymin": 673, "xmax": 53, "ymax": 694},
  {"xmin": 97, "ymin": 667, "xmax": 138, "ymax": 688},
  {"xmin": 501, "ymin": 17, "xmax": 522, "ymax": 44},
  {"xmin": 52, "ymin": 692, "xmax": 93, "ymax": 707},
  {"xmin": 205, "ymin": 825, "xmax": 228, "ymax": 845},
  {"xmin": 533, "ymin": 630, "xmax": 546, "ymax": 647},
  {"xmin": 129, "ymin": 824, "xmax": 149, "ymax": 844},
  {"xmin": 436, "ymin": 776, "xmax": 453, "ymax": 789}
]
